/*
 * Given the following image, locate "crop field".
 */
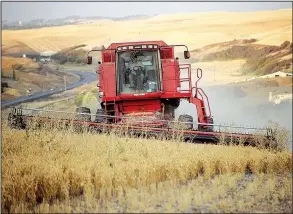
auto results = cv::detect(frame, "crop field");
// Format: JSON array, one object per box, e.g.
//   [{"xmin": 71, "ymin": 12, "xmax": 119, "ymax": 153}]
[
  {"xmin": 2, "ymin": 9, "xmax": 292, "ymax": 54},
  {"xmin": 2, "ymin": 7, "xmax": 292, "ymax": 214},
  {"xmin": 1, "ymin": 114, "xmax": 292, "ymax": 213}
]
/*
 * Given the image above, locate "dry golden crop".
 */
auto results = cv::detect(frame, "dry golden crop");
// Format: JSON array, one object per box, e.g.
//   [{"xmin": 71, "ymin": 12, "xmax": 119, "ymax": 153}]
[{"xmin": 1, "ymin": 118, "xmax": 292, "ymax": 213}]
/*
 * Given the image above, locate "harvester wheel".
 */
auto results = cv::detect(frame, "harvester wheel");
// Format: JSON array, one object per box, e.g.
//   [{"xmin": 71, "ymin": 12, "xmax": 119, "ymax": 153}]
[
  {"xmin": 178, "ymin": 114, "xmax": 193, "ymax": 130},
  {"xmin": 95, "ymin": 109, "xmax": 106, "ymax": 123},
  {"xmin": 207, "ymin": 117, "xmax": 214, "ymax": 132},
  {"xmin": 76, "ymin": 107, "xmax": 91, "ymax": 122},
  {"xmin": 198, "ymin": 117, "xmax": 214, "ymax": 132}
]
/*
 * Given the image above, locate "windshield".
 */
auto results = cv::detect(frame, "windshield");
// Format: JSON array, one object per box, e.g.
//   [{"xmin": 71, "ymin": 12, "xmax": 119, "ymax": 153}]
[{"xmin": 117, "ymin": 50, "xmax": 160, "ymax": 94}]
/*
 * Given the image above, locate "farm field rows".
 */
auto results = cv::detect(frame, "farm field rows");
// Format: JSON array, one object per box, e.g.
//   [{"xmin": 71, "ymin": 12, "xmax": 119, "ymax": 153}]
[{"xmin": 2, "ymin": 9, "xmax": 292, "ymax": 54}]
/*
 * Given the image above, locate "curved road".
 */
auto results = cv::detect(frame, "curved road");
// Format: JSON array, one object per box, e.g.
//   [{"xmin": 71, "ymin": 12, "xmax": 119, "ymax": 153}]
[{"xmin": 2, "ymin": 70, "xmax": 97, "ymax": 109}]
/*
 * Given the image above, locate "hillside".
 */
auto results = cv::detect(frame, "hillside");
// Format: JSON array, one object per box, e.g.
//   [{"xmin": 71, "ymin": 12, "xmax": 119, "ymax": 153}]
[
  {"xmin": 2, "ymin": 9, "xmax": 292, "ymax": 54},
  {"xmin": 1, "ymin": 57, "xmax": 79, "ymax": 101},
  {"xmin": 191, "ymin": 39, "xmax": 292, "ymax": 76},
  {"xmin": 2, "ymin": 15, "xmax": 151, "ymax": 30}
]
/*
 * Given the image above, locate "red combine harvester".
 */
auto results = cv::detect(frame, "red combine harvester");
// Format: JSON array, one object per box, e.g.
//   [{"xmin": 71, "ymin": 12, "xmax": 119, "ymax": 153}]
[
  {"xmin": 88, "ymin": 41, "xmax": 213, "ymax": 131},
  {"xmin": 7, "ymin": 41, "xmax": 274, "ymax": 146}
]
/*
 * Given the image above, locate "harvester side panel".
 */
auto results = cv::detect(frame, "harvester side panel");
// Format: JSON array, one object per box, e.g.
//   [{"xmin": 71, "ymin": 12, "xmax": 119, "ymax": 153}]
[
  {"xmin": 162, "ymin": 59, "xmax": 180, "ymax": 93},
  {"xmin": 100, "ymin": 63, "xmax": 116, "ymax": 99},
  {"xmin": 102, "ymin": 49, "xmax": 116, "ymax": 63},
  {"xmin": 120, "ymin": 99, "xmax": 161, "ymax": 114},
  {"xmin": 159, "ymin": 46, "xmax": 174, "ymax": 59},
  {"xmin": 98, "ymin": 65, "xmax": 104, "ymax": 94}
]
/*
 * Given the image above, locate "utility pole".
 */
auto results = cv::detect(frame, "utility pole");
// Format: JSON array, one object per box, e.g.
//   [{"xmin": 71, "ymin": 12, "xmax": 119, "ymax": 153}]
[
  {"xmin": 12, "ymin": 68, "xmax": 16, "ymax": 80},
  {"xmin": 64, "ymin": 75, "xmax": 67, "ymax": 91}
]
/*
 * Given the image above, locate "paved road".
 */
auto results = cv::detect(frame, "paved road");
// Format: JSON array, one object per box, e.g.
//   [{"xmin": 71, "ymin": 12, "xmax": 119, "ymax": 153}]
[{"xmin": 2, "ymin": 70, "xmax": 97, "ymax": 109}]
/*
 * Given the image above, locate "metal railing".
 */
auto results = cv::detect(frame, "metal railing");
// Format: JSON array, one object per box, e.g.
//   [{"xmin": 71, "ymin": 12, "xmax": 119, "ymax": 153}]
[{"xmin": 161, "ymin": 63, "xmax": 192, "ymax": 93}]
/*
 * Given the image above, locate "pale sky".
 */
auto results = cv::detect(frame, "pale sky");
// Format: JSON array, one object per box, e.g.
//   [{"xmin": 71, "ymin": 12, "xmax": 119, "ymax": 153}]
[{"xmin": 2, "ymin": 1, "xmax": 292, "ymax": 22}]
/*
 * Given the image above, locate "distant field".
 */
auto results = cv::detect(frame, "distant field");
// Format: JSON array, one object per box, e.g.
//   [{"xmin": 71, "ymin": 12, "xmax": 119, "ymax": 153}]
[
  {"xmin": 2, "ymin": 9, "xmax": 291, "ymax": 90},
  {"xmin": 2, "ymin": 9, "xmax": 292, "ymax": 55}
]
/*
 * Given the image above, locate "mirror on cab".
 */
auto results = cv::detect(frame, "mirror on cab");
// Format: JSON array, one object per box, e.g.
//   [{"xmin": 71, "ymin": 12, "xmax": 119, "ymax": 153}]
[
  {"xmin": 86, "ymin": 56, "xmax": 93, "ymax": 65},
  {"xmin": 184, "ymin": 51, "xmax": 190, "ymax": 59}
]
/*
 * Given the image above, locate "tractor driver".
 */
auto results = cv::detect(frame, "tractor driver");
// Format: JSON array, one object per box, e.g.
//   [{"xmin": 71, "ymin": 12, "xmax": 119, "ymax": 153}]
[{"xmin": 127, "ymin": 53, "xmax": 145, "ymax": 90}]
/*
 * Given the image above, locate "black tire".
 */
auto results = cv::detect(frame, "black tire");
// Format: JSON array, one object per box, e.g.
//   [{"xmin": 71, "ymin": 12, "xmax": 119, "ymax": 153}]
[
  {"xmin": 76, "ymin": 107, "xmax": 91, "ymax": 122},
  {"xmin": 178, "ymin": 114, "xmax": 193, "ymax": 130},
  {"xmin": 169, "ymin": 99, "xmax": 180, "ymax": 108},
  {"xmin": 206, "ymin": 117, "xmax": 214, "ymax": 132},
  {"xmin": 198, "ymin": 117, "xmax": 214, "ymax": 132},
  {"xmin": 95, "ymin": 109, "xmax": 106, "ymax": 123}
]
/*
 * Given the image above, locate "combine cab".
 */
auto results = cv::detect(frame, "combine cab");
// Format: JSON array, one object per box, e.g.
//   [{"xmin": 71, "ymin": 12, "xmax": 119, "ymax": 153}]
[{"xmin": 7, "ymin": 41, "xmax": 275, "ymax": 146}]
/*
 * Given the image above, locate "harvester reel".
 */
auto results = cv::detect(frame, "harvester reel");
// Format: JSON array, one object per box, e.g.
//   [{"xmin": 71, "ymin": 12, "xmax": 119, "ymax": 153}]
[{"xmin": 6, "ymin": 106, "xmax": 275, "ymax": 148}]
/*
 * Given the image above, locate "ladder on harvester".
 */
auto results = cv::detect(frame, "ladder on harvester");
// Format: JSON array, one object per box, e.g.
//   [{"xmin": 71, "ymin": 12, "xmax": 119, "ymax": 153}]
[{"xmin": 104, "ymin": 99, "xmax": 117, "ymax": 123}]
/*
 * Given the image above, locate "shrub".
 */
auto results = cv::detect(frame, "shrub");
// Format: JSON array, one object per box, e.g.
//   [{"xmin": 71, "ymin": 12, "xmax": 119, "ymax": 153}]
[
  {"xmin": 280, "ymin": 41, "xmax": 290, "ymax": 49},
  {"xmin": 82, "ymin": 91, "xmax": 98, "ymax": 107},
  {"xmin": 91, "ymin": 87, "xmax": 99, "ymax": 94},
  {"xmin": 75, "ymin": 93, "xmax": 84, "ymax": 107},
  {"xmin": 59, "ymin": 56, "xmax": 67, "ymax": 65},
  {"xmin": 11, "ymin": 64, "xmax": 24, "ymax": 70},
  {"xmin": 75, "ymin": 91, "xmax": 98, "ymax": 107},
  {"xmin": 242, "ymin": 38, "xmax": 257, "ymax": 44}
]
